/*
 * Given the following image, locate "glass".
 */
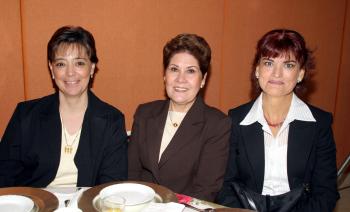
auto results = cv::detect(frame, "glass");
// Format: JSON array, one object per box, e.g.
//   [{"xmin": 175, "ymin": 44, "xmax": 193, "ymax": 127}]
[{"xmin": 100, "ymin": 195, "xmax": 125, "ymax": 212}]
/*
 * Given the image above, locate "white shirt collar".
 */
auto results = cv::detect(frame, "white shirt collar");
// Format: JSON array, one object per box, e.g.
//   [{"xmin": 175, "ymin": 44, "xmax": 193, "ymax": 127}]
[{"xmin": 240, "ymin": 93, "xmax": 316, "ymax": 126}]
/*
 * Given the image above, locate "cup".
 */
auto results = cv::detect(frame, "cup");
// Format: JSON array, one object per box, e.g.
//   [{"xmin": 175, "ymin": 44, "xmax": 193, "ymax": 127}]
[{"xmin": 100, "ymin": 194, "xmax": 126, "ymax": 212}]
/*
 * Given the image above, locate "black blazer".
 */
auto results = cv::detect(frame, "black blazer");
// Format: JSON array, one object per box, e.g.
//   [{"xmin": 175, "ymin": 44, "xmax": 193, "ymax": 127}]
[
  {"xmin": 0, "ymin": 91, "xmax": 128, "ymax": 187},
  {"xmin": 216, "ymin": 101, "xmax": 339, "ymax": 212},
  {"xmin": 128, "ymin": 97, "xmax": 231, "ymax": 201}
]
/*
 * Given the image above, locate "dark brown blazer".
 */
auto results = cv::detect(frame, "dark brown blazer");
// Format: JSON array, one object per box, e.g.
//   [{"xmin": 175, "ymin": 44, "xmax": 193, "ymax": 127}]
[{"xmin": 128, "ymin": 97, "xmax": 231, "ymax": 201}]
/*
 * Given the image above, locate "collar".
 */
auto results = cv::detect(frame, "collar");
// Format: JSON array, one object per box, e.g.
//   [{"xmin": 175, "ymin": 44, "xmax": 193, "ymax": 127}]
[{"xmin": 240, "ymin": 93, "xmax": 316, "ymax": 126}]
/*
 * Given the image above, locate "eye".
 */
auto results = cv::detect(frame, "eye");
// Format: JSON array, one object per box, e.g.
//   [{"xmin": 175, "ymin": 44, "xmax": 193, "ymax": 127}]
[
  {"xmin": 186, "ymin": 68, "xmax": 196, "ymax": 74},
  {"xmin": 169, "ymin": 66, "xmax": 178, "ymax": 72},
  {"xmin": 285, "ymin": 63, "xmax": 295, "ymax": 69},
  {"xmin": 76, "ymin": 61, "xmax": 86, "ymax": 66},
  {"xmin": 263, "ymin": 61, "xmax": 273, "ymax": 66},
  {"xmin": 54, "ymin": 62, "xmax": 65, "ymax": 67}
]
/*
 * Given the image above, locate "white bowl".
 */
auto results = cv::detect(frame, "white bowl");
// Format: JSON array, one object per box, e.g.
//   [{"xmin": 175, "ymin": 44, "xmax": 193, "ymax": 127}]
[{"xmin": 98, "ymin": 183, "xmax": 156, "ymax": 212}]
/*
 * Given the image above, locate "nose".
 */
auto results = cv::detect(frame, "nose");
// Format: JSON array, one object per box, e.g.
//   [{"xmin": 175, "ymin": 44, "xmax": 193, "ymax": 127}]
[
  {"xmin": 272, "ymin": 65, "xmax": 282, "ymax": 77},
  {"xmin": 66, "ymin": 63, "xmax": 75, "ymax": 76},
  {"xmin": 175, "ymin": 70, "xmax": 186, "ymax": 82}
]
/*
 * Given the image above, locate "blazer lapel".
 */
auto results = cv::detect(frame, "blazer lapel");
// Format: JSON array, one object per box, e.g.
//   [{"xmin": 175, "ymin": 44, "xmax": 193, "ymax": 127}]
[
  {"xmin": 287, "ymin": 120, "xmax": 315, "ymax": 188},
  {"xmin": 241, "ymin": 122, "xmax": 265, "ymax": 192},
  {"xmin": 158, "ymin": 97, "xmax": 205, "ymax": 168},
  {"xmin": 145, "ymin": 101, "xmax": 169, "ymax": 183},
  {"xmin": 39, "ymin": 94, "xmax": 61, "ymax": 170},
  {"xmin": 75, "ymin": 91, "xmax": 113, "ymax": 186}
]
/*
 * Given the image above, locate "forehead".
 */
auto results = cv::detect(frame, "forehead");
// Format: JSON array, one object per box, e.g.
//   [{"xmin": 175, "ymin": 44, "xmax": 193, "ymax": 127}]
[
  {"xmin": 169, "ymin": 52, "xmax": 199, "ymax": 65},
  {"xmin": 54, "ymin": 43, "xmax": 88, "ymax": 58},
  {"xmin": 262, "ymin": 51, "xmax": 297, "ymax": 61}
]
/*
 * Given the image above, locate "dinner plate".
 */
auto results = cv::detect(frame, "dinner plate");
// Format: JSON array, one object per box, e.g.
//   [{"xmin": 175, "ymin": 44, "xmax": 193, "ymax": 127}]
[
  {"xmin": 0, "ymin": 187, "xmax": 59, "ymax": 212},
  {"xmin": 79, "ymin": 181, "xmax": 178, "ymax": 211},
  {"xmin": 99, "ymin": 183, "xmax": 155, "ymax": 205},
  {"xmin": 0, "ymin": 195, "xmax": 34, "ymax": 212}
]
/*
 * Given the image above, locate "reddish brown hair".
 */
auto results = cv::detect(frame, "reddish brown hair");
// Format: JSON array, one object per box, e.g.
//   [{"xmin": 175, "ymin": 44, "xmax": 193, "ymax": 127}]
[{"xmin": 251, "ymin": 29, "xmax": 315, "ymax": 97}]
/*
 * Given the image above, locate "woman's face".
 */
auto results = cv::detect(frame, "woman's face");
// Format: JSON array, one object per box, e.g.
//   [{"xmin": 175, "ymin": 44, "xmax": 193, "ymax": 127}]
[
  {"xmin": 49, "ymin": 45, "xmax": 95, "ymax": 98},
  {"xmin": 164, "ymin": 52, "xmax": 206, "ymax": 111},
  {"xmin": 255, "ymin": 54, "xmax": 304, "ymax": 98}
]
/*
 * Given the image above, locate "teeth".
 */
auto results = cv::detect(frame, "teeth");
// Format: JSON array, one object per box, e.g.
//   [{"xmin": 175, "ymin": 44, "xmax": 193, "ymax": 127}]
[
  {"xmin": 65, "ymin": 81, "xmax": 78, "ymax": 85},
  {"xmin": 174, "ymin": 87, "xmax": 187, "ymax": 92}
]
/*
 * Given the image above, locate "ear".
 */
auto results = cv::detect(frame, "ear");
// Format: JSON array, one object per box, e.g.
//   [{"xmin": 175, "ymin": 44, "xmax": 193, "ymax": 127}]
[
  {"xmin": 90, "ymin": 63, "xmax": 96, "ymax": 75},
  {"xmin": 201, "ymin": 73, "xmax": 207, "ymax": 88},
  {"xmin": 48, "ymin": 61, "xmax": 54, "ymax": 79},
  {"xmin": 255, "ymin": 66, "xmax": 260, "ymax": 78},
  {"xmin": 298, "ymin": 69, "xmax": 305, "ymax": 82}
]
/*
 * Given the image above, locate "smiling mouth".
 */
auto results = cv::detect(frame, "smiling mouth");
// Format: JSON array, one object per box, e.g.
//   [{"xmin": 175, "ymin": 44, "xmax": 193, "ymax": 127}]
[
  {"xmin": 65, "ymin": 80, "xmax": 80, "ymax": 85},
  {"xmin": 173, "ymin": 87, "xmax": 188, "ymax": 92}
]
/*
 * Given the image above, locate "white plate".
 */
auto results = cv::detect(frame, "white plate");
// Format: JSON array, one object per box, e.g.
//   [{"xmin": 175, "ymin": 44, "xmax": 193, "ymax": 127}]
[
  {"xmin": 0, "ymin": 195, "xmax": 34, "ymax": 212},
  {"xmin": 99, "ymin": 183, "xmax": 156, "ymax": 206}
]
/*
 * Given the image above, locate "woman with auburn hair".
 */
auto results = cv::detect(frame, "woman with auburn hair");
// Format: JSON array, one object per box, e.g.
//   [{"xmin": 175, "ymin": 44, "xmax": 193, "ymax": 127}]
[
  {"xmin": 216, "ymin": 29, "xmax": 339, "ymax": 211},
  {"xmin": 128, "ymin": 33, "xmax": 231, "ymax": 201}
]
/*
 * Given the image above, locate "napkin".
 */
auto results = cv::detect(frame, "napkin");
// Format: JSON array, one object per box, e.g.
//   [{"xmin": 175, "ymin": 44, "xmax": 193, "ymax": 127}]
[{"xmin": 141, "ymin": 202, "xmax": 185, "ymax": 212}]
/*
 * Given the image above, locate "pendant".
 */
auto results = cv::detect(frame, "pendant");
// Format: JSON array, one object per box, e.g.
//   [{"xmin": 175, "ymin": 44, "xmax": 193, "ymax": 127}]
[{"xmin": 65, "ymin": 146, "xmax": 73, "ymax": 154}]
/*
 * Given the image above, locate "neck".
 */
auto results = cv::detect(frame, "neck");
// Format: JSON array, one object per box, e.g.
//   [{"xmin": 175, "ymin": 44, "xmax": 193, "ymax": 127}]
[
  {"xmin": 262, "ymin": 93, "xmax": 292, "ymax": 123},
  {"xmin": 59, "ymin": 92, "xmax": 88, "ymax": 114},
  {"xmin": 169, "ymin": 99, "xmax": 195, "ymax": 113}
]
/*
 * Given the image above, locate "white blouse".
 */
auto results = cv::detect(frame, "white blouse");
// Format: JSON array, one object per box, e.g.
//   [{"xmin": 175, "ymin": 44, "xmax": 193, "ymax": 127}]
[{"xmin": 240, "ymin": 93, "xmax": 316, "ymax": 195}]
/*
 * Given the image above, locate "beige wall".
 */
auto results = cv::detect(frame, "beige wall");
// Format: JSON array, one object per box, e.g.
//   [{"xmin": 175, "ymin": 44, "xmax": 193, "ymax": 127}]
[{"xmin": 1, "ymin": 0, "xmax": 349, "ymax": 166}]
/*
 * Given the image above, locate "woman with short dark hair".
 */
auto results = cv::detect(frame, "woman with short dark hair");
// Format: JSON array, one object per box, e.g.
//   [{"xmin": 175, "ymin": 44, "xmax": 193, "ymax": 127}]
[
  {"xmin": 216, "ymin": 29, "xmax": 339, "ymax": 211},
  {"xmin": 128, "ymin": 33, "xmax": 231, "ymax": 201},
  {"xmin": 0, "ymin": 26, "xmax": 128, "ymax": 187}
]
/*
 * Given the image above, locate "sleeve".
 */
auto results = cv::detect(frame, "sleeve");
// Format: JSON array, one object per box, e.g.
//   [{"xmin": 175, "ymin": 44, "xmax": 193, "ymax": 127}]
[
  {"xmin": 0, "ymin": 104, "xmax": 24, "ymax": 187},
  {"xmin": 97, "ymin": 113, "xmax": 128, "ymax": 184},
  {"xmin": 189, "ymin": 115, "xmax": 231, "ymax": 201},
  {"xmin": 215, "ymin": 110, "xmax": 243, "ymax": 208},
  {"xmin": 294, "ymin": 113, "xmax": 339, "ymax": 212},
  {"xmin": 127, "ymin": 106, "xmax": 143, "ymax": 180}
]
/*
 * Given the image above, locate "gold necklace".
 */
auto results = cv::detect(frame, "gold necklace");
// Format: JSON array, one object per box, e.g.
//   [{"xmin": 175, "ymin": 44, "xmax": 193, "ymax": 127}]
[
  {"xmin": 168, "ymin": 111, "xmax": 179, "ymax": 127},
  {"xmin": 63, "ymin": 126, "xmax": 81, "ymax": 154}
]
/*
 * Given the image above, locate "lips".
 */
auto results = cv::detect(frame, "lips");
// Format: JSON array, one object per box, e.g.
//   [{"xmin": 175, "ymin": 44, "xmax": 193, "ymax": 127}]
[
  {"xmin": 65, "ymin": 80, "xmax": 80, "ymax": 85},
  {"xmin": 173, "ymin": 86, "xmax": 188, "ymax": 92},
  {"xmin": 268, "ymin": 80, "xmax": 284, "ymax": 85}
]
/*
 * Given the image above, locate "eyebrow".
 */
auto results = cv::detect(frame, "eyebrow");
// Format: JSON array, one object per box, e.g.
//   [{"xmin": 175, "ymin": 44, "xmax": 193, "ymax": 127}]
[{"xmin": 53, "ymin": 57, "xmax": 88, "ymax": 61}]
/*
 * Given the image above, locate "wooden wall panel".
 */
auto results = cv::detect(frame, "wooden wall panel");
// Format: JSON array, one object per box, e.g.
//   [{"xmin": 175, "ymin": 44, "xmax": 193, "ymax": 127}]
[
  {"xmin": 0, "ymin": 0, "xmax": 24, "ymax": 136},
  {"xmin": 334, "ymin": 0, "xmax": 350, "ymax": 166},
  {"xmin": 0, "ymin": 0, "xmax": 349, "ymax": 164},
  {"xmin": 220, "ymin": 0, "xmax": 346, "ymax": 114},
  {"xmin": 19, "ymin": 0, "xmax": 225, "ymax": 129}
]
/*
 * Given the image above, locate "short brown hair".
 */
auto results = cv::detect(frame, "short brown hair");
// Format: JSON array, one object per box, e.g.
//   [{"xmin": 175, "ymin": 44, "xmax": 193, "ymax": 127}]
[{"xmin": 163, "ymin": 33, "xmax": 211, "ymax": 76}]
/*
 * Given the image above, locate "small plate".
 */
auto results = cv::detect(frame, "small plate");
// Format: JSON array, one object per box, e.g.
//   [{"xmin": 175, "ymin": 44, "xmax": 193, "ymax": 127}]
[
  {"xmin": 0, "ymin": 195, "xmax": 34, "ymax": 212},
  {"xmin": 93, "ymin": 193, "xmax": 163, "ymax": 211},
  {"xmin": 99, "ymin": 183, "xmax": 155, "ymax": 205}
]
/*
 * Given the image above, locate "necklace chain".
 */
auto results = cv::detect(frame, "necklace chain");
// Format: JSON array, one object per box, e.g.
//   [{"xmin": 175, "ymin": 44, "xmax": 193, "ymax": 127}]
[
  {"xmin": 63, "ymin": 126, "xmax": 81, "ymax": 154},
  {"xmin": 168, "ymin": 111, "xmax": 179, "ymax": 127}
]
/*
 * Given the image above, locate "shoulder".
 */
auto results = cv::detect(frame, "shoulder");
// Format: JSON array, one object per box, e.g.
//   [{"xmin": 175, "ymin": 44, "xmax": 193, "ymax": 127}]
[
  {"xmin": 202, "ymin": 103, "xmax": 229, "ymax": 121},
  {"xmin": 134, "ymin": 100, "xmax": 167, "ymax": 118},
  {"xmin": 88, "ymin": 92, "xmax": 125, "ymax": 119},
  {"xmin": 228, "ymin": 101, "xmax": 255, "ymax": 123},
  {"xmin": 15, "ymin": 93, "xmax": 57, "ymax": 116},
  {"xmin": 307, "ymin": 104, "xmax": 333, "ymax": 126}
]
